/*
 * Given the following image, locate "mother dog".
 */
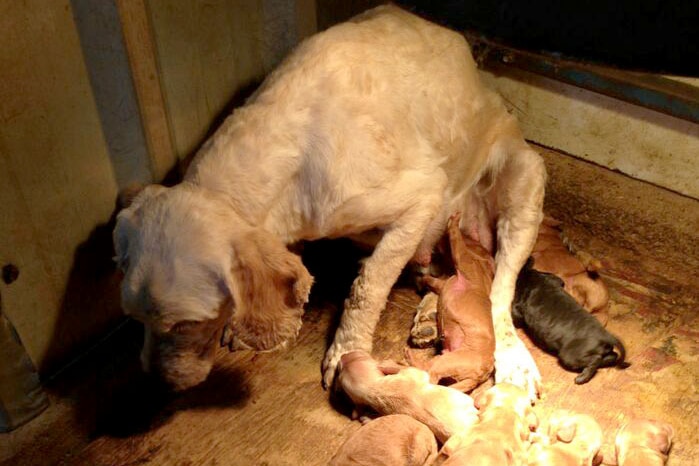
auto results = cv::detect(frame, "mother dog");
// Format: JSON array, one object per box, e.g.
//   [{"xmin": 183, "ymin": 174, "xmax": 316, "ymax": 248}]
[{"xmin": 113, "ymin": 5, "xmax": 545, "ymax": 398}]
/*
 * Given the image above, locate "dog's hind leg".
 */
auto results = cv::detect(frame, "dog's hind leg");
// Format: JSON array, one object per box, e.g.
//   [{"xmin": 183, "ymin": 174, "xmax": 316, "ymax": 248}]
[
  {"xmin": 489, "ymin": 146, "xmax": 547, "ymax": 400},
  {"xmin": 322, "ymin": 182, "xmax": 445, "ymax": 388},
  {"xmin": 575, "ymin": 357, "xmax": 603, "ymax": 384}
]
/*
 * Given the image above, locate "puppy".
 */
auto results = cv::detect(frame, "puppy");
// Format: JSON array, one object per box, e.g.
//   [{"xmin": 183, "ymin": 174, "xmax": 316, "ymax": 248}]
[
  {"xmin": 412, "ymin": 212, "xmax": 495, "ymax": 392},
  {"xmin": 337, "ymin": 350, "xmax": 479, "ymax": 444},
  {"xmin": 113, "ymin": 4, "xmax": 546, "ymax": 395},
  {"xmin": 531, "ymin": 217, "xmax": 609, "ymax": 316},
  {"xmin": 513, "ymin": 259, "xmax": 628, "ymax": 384},
  {"xmin": 439, "ymin": 383, "xmax": 537, "ymax": 465},
  {"xmin": 527, "ymin": 409, "xmax": 603, "ymax": 465},
  {"xmin": 615, "ymin": 418, "xmax": 674, "ymax": 466},
  {"xmin": 328, "ymin": 414, "xmax": 438, "ymax": 466}
]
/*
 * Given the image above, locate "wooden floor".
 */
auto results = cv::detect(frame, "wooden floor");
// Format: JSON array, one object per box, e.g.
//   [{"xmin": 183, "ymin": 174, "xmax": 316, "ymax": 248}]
[{"xmin": 1, "ymin": 147, "xmax": 698, "ymax": 465}]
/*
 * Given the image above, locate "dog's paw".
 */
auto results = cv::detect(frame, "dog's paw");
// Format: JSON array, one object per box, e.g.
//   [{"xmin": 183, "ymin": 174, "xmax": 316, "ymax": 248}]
[
  {"xmin": 494, "ymin": 338, "xmax": 542, "ymax": 401},
  {"xmin": 323, "ymin": 340, "xmax": 368, "ymax": 390}
]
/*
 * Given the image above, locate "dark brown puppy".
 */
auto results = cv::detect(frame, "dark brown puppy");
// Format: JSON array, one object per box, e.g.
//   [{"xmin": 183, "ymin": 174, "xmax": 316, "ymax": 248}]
[{"xmin": 512, "ymin": 259, "xmax": 628, "ymax": 384}]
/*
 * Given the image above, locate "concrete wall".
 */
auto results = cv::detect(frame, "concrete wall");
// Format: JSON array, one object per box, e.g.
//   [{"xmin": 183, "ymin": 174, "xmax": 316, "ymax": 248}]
[{"xmin": 479, "ymin": 70, "xmax": 699, "ymax": 200}]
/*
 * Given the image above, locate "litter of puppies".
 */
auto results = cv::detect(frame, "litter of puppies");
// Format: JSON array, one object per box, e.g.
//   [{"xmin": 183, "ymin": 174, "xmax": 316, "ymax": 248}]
[{"xmin": 330, "ymin": 214, "xmax": 674, "ymax": 465}]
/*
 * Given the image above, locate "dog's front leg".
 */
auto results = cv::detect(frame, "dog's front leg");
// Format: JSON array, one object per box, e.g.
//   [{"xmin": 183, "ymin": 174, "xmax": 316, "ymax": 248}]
[
  {"xmin": 491, "ymin": 147, "xmax": 546, "ymax": 401},
  {"xmin": 322, "ymin": 191, "xmax": 444, "ymax": 389}
]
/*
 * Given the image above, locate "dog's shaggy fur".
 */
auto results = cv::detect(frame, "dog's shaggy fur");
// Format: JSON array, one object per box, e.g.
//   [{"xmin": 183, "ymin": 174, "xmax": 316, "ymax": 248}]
[
  {"xmin": 113, "ymin": 5, "xmax": 546, "ymax": 394},
  {"xmin": 512, "ymin": 260, "xmax": 628, "ymax": 384}
]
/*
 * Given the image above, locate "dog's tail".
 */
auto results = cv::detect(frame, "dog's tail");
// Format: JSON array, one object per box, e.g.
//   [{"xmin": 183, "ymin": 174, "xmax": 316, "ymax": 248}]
[{"xmin": 608, "ymin": 334, "xmax": 630, "ymax": 369}]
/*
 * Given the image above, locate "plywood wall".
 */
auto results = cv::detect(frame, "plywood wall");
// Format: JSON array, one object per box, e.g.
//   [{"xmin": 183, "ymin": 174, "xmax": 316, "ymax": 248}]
[
  {"xmin": 0, "ymin": 1, "xmax": 123, "ymax": 372},
  {"xmin": 145, "ymin": 0, "xmax": 317, "ymax": 162},
  {"xmin": 0, "ymin": 0, "xmax": 319, "ymax": 375}
]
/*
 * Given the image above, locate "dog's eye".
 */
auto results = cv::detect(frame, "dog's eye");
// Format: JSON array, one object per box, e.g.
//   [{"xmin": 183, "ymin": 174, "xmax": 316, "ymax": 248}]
[{"xmin": 170, "ymin": 321, "xmax": 201, "ymax": 335}]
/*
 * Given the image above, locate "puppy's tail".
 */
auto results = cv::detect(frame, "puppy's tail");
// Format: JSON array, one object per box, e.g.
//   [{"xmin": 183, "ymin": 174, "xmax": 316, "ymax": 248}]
[{"xmin": 608, "ymin": 334, "xmax": 630, "ymax": 369}]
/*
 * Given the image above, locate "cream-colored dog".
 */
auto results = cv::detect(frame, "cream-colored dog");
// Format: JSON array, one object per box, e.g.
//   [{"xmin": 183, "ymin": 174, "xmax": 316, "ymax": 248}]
[
  {"xmin": 113, "ymin": 5, "xmax": 546, "ymax": 394},
  {"xmin": 615, "ymin": 418, "xmax": 674, "ymax": 466}
]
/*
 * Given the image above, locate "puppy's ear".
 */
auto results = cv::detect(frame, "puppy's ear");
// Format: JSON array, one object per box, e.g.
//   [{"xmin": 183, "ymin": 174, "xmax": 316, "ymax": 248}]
[
  {"xmin": 555, "ymin": 422, "xmax": 577, "ymax": 443},
  {"xmin": 228, "ymin": 228, "xmax": 313, "ymax": 350},
  {"xmin": 648, "ymin": 422, "xmax": 674, "ymax": 454}
]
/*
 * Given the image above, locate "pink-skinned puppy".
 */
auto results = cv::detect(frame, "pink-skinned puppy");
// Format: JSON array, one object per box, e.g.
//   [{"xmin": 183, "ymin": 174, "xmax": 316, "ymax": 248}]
[{"xmin": 414, "ymin": 212, "xmax": 495, "ymax": 392}]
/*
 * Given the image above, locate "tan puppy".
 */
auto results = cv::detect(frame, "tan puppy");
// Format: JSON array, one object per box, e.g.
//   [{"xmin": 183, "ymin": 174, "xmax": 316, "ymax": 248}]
[
  {"xmin": 415, "ymin": 212, "xmax": 495, "ymax": 392},
  {"xmin": 615, "ymin": 418, "xmax": 674, "ymax": 466},
  {"xmin": 439, "ymin": 383, "xmax": 537, "ymax": 465},
  {"xmin": 329, "ymin": 414, "xmax": 438, "ymax": 466},
  {"xmin": 531, "ymin": 217, "xmax": 609, "ymax": 317},
  {"xmin": 527, "ymin": 409, "xmax": 603, "ymax": 465},
  {"xmin": 337, "ymin": 350, "xmax": 479, "ymax": 444}
]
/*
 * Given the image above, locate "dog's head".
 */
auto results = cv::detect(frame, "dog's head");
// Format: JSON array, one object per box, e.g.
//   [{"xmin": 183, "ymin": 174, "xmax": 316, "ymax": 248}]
[{"xmin": 113, "ymin": 184, "xmax": 313, "ymax": 390}]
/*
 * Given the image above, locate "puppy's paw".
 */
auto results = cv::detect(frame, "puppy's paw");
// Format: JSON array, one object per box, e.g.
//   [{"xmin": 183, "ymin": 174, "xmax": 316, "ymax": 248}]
[
  {"xmin": 494, "ymin": 338, "xmax": 542, "ymax": 401},
  {"xmin": 410, "ymin": 292, "xmax": 439, "ymax": 348}
]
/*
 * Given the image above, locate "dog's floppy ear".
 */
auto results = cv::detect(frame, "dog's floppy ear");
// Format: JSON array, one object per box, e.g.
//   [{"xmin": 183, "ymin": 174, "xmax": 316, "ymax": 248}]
[{"xmin": 227, "ymin": 228, "xmax": 313, "ymax": 351}]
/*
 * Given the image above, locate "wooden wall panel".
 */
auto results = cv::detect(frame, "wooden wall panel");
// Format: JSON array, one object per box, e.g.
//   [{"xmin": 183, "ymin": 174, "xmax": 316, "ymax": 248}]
[
  {"xmin": 0, "ymin": 1, "xmax": 121, "ymax": 371},
  {"xmin": 145, "ymin": 0, "xmax": 317, "ymax": 161}
]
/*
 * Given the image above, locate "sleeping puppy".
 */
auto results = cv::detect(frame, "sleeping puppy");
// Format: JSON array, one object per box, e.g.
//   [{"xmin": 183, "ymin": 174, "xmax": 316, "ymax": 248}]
[
  {"xmin": 113, "ymin": 5, "xmax": 546, "ymax": 396},
  {"xmin": 439, "ymin": 383, "xmax": 537, "ymax": 465},
  {"xmin": 615, "ymin": 418, "xmax": 674, "ymax": 466},
  {"xmin": 411, "ymin": 212, "xmax": 495, "ymax": 392},
  {"xmin": 527, "ymin": 409, "xmax": 603, "ymax": 465},
  {"xmin": 512, "ymin": 259, "xmax": 628, "ymax": 384},
  {"xmin": 337, "ymin": 350, "xmax": 479, "ymax": 444},
  {"xmin": 531, "ymin": 217, "xmax": 609, "ymax": 316},
  {"xmin": 328, "ymin": 414, "xmax": 438, "ymax": 466}
]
